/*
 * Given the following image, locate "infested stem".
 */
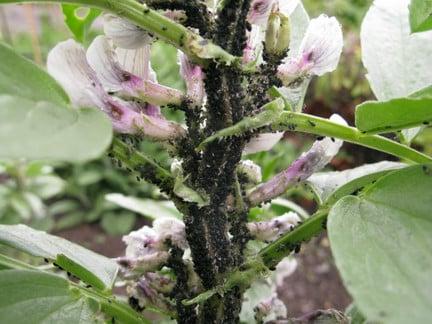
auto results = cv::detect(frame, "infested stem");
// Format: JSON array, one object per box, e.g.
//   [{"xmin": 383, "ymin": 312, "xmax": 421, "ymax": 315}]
[{"xmin": 109, "ymin": 137, "xmax": 175, "ymax": 194}]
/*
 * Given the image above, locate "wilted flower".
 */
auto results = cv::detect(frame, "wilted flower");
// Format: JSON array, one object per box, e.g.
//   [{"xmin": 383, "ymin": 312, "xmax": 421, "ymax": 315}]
[
  {"xmin": 47, "ymin": 39, "xmax": 185, "ymax": 140},
  {"xmin": 243, "ymin": 25, "xmax": 263, "ymax": 64},
  {"xmin": 117, "ymin": 218, "xmax": 188, "ymax": 273},
  {"xmin": 237, "ymin": 160, "xmax": 263, "ymax": 185},
  {"xmin": 254, "ymin": 293, "xmax": 287, "ymax": 322},
  {"xmin": 127, "ymin": 277, "xmax": 175, "ymax": 313},
  {"xmin": 104, "ymin": 14, "xmax": 153, "ymax": 49},
  {"xmin": 247, "ymin": 212, "xmax": 301, "ymax": 242},
  {"xmin": 278, "ymin": 15, "xmax": 343, "ymax": 85}
]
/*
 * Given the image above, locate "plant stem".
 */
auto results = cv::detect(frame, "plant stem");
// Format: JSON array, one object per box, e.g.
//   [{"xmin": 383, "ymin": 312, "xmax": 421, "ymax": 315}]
[
  {"xmin": 109, "ymin": 137, "xmax": 175, "ymax": 193},
  {"xmin": 272, "ymin": 112, "xmax": 432, "ymax": 164},
  {"xmin": 0, "ymin": 0, "xmax": 237, "ymax": 66}
]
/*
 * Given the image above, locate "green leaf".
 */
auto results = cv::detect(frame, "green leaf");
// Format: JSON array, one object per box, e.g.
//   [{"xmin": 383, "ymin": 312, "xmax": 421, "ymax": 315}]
[
  {"xmin": 105, "ymin": 194, "xmax": 182, "ymax": 219},
  {"xmin": 356, "ymin": 97, "xmax": 432, "ymax": 134},
  {"xmin": 0, "ymin": 95, "xmax": 113, "ymax": 162},
  {"xmin": 62, "ymin": 5, "xmax": 101, "ymax": 43},
  {"xmin": 328, "ymin": 165, "xmax": 432, "ymax": 324},
  {"xmin": 361, "ymin": 0, "xmax": 432, "ymax": 142},
  {"xmin": 101, "ymin": 212, "xmax": 136, "ymax": 235},
  {"xmin": 0, "ymin": 42, "xmax": 69, "ymax": 105},
  {"xmin": 345, "ymin": 304, "xmax": 366, "ymax": 324},
  {"xmin": 306, "ymin": 161, "xmax": 405, "ymax": 205},
  {"xmin": 409, "ymin": 0, "xmax": 432, "ymax": 33},
  {"xmin": 0, "ymin": 270, "xmax": 97, "ymax": 323},
  {"xmin": 0, "ymin": 224, "xmax": 118, "ymax": 290}
]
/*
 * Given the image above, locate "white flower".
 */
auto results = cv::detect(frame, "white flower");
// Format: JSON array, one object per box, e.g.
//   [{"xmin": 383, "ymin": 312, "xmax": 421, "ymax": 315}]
[
  {"xmin": 247, "ymin": 212, "xmax": 301, "ymax": 242},
  {"xmin": 47, "ymin": 39, "xmax": 107, "ymax": 109},
  {"xmin": 153, "ymin": 218, "xmax": 188, "ymax": 250},
  {"xmin": 278, "ymin": 15, "xmax": 343, "ymax": 84},
  {"xmin": 104, "ymin": 14, "xmax": 153, "ymax": 49},
  {"xmin": 244, "ymin": 132, "xmax": 284, "ymax": 155},
  {"xmin": 275, "ymin": 257, "xmax": 298, "ymax": 287}
]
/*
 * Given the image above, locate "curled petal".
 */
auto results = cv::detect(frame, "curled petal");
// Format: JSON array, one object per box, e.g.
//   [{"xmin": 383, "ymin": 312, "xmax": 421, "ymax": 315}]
[
  {"xmin": 47, "ymin": 39, "xmax": 106, "ymax": 108},
  {"xmin": 178, "ymin": 51, "xmax": 205, "ymax": 106},
  {"xmin": 243, "ymin": 25, "xmax": 263, "ymax": 64},
  {"xmin": 104, "ymin": 14, "xmax": 153, "ymax": 49},
  {"xmin": 243, "ymin": 132, "xmax": 284, "ymax": 155}
]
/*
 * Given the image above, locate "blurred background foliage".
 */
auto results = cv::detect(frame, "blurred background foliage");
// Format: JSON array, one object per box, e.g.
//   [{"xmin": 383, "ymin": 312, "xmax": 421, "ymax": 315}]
[{"xmin": 0, "ymin": 0, "xmax": 430, "ymax": 237}]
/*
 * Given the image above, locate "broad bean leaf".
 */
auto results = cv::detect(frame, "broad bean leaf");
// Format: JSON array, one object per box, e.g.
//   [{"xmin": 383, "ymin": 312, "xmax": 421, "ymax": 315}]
[
  {"xmin": 409, "ymin": 0, "xmax": 432, "ymax": 33},
  {"xmin": 0, "ymin": 95, "xmax": 112, "ymax": 162},
  {"xmin": 306, "ymin": 161, "xmax": 405, "ymax": 205},
  {"xmin": 0, "ymin": 224, "xmax": 118, "ymax": 290},
  {"xmin": 356, "ymin": 97, "xmax": 432, "ymax": 134},
  {"xmin": 0, "ymin": 270, "xmax": 97, "ymax": 323},
  {"xmin": 105, "ymin": 193, "xmax": 182, "ymax": 219},
  {"xmin": 328, "ymin": 165, "xmax": 432, "ymax": 324},
  {"xmin": 0, "ymin": 42, "xmax": 69, "ymax": 105},
  {"xmin": 361, "ymin": 0, "xmax": 432, "ymax": 141},
  {"xmin": 62, "ymin": 4, "xmax": 101, "ymax": 43}
]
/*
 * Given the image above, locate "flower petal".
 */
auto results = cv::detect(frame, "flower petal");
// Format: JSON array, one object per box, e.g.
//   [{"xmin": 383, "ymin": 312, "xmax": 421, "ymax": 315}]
[
  {"xmin": 104, "ymin": 14, "xmax": 153, "ymax": 49},
  {"xmin": 47, "ymin": 39, "xmax": 106, "ymax": 108},
  {"xmin": 243, "ymin": 132, "xmax": 284, "ymax": 155},
  {"xmin": 298, "ymin": 15, "xmax": 343, "ymax": 76},
  {"xmin": 116, "ymin": 45, "xmax": 157, "ymax": 82}
]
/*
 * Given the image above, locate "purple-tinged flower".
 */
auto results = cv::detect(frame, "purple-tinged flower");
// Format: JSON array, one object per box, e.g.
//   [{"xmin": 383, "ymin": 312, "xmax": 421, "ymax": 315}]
[
  {"xmin": 87, "ymin": 36, "xmax": 184, "ymax": 106},
  {"xmin": 278, "ymin": 15, "xmax": 343, "ymax": 85},
  {"xmin": 178, "ymin": 52, "xmax": 205, "ymax": 107},
  {"xmin": 248, "ymin": 114, "xmax": 347, "ymax": 205},
  {"xmin": 47, "ymin": 39, "xmax": 185, "ymax": 140},
  {"xmin": 247, "ymin": 212, "xmax": 300, "ymax": 242},
  {"xmin": 248, "ymin": 0, "xmax": 299, "ymax": 26},
  {"xmin": 104, "ymin": 14, "xmax": 153, "ymax": 49}
]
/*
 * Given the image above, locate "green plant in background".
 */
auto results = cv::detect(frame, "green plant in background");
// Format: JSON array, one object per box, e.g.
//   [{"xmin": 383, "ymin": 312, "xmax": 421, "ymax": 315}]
[{"xmin": 0, "ymin": 0, "xmax": 431, "ymax": 324}]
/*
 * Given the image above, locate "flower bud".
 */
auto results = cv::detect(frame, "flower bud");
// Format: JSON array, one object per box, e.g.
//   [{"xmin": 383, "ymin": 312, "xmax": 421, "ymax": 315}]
[
  {"xmin": 275, "ymin": 13, "xmax": 291, "ymax": 55},
  {"xmin": 265, "ymin": 12, "xmax": 281, "ymax": 54}
]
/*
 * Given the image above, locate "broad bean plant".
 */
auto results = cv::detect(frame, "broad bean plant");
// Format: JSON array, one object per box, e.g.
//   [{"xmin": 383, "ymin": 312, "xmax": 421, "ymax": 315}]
[{"xmin": 0, "ymin": 0, "xmax": 432, "ymax": 323}]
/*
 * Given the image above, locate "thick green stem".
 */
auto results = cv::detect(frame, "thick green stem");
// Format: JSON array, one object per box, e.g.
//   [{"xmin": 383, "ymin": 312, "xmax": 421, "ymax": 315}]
[{"xmin": 0, "ymin": 0, "xmax": 237, "ymax": 66}]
